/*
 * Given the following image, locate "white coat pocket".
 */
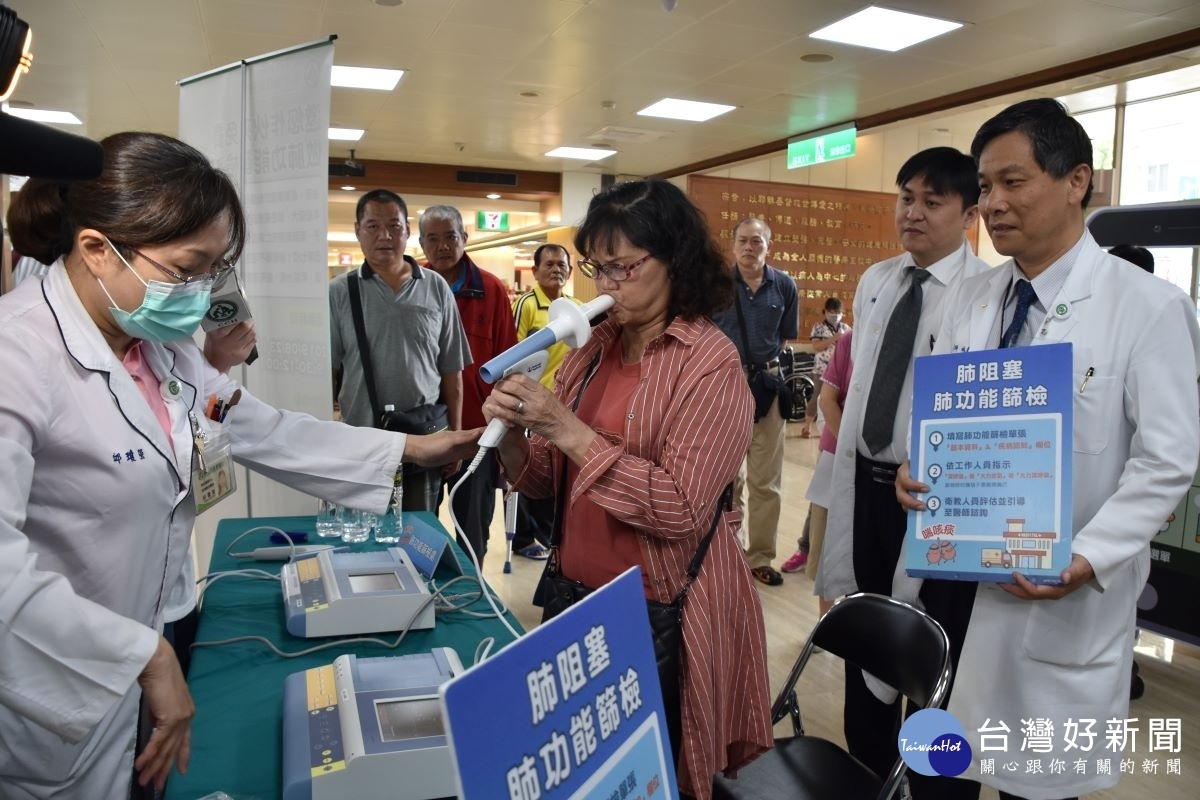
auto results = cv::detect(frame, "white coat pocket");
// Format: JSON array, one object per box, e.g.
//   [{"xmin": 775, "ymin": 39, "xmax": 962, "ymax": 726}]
[
  {"xmin": 1020, "ymin": 566, "xmax": 1134, "ymax": 667},
  {"xmin": 1072, "ymin": 352, "xmax": 1118, "ymax": 455}
]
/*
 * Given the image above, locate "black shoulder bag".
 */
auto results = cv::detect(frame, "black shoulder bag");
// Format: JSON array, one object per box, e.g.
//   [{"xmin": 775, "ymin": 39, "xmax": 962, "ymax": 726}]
[
  {"xmin": 347, "ymin": 273, "xmax": 449, "ymax": 435},
  {"xmin": 540, "ymin": 482, "xmax": 733, "ymax": 758},
  {"xmin": 732, "ymin": 284, "xmax": 792, "ymax": 422}
]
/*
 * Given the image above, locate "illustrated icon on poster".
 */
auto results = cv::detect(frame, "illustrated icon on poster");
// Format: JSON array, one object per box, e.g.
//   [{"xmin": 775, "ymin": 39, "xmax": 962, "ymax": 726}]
[
  {"xmin": 928, "ymin": 431, "xmax": 944, "ymax": 451},
  {"xmin": 925, "ymin": 496, "xmax": 941, "ymax": 516},
  {"xmin": 927, "ymin": 464, "xmax": 942, "ymax": 484}
]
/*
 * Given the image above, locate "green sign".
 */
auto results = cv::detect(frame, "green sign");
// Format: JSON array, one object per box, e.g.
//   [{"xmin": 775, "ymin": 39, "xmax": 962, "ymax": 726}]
[
  {"xmin": 787, "ymin": 125, "xmax": 857, "ymax": 169},
  {"xmin": 476, "ymin": 211, "xmax": 509, "ymax": 232}
]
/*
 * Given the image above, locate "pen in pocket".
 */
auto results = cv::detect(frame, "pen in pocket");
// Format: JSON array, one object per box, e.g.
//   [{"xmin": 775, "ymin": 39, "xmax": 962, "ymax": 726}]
[{"xmin": 1079, "ymin": 366, "xmax": 1094, "ymax": 393}]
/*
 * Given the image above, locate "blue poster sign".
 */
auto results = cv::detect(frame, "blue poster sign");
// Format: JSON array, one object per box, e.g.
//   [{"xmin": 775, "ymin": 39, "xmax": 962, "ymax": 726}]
[
  {"xmin": 906, "ymin": 343, "xmax": 1073, "ymax": 584},
  {"xmin": 440, "ymin": 567, "xmax": 676, "ymax": 800}
]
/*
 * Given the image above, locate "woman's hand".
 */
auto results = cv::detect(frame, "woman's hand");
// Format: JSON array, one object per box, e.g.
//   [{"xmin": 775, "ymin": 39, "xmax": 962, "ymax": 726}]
[
  {"xmin": 484, "ymin": 374, "xmax": 564, "ymax": 438},
  {"xmin": 485, "ymin": 374, "xmax": 597, "ymax": 463},
  {"xmin": 203, "ymin": 321, "xmax": 257, "ymax": 373},
  {"xmin": 404, "ymin": 428, "xmax": 483, "ymax": 467},
  {"xmin": 134, "ymin": 637, "xmax": 195, "ymax": 791}
]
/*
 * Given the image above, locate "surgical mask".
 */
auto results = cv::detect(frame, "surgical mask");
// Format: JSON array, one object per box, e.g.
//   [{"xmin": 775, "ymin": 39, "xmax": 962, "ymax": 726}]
[
  {"xmin": 96, "ymin": 239, "xmax": 212, "ymax": 342},
  {"xmin": 826, "ymin": 312, "xmax": 843, "ymax": 325}
]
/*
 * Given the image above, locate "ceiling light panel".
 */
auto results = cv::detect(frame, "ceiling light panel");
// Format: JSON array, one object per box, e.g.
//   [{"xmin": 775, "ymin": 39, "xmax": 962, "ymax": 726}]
[
  {"xmin": 545, "ymin": 146, "xmax": 617, "ymax": 160},
  {"xmin": 331, "ymin": 65, "xmax": 405, "ymax": 91},
  {"xmin": 329, "ymin": 127, "xmax": 365, "ymax": 141},
  {"xmin": 637, "ymin": 98, "xmax": 736, "ymax": 122},
  {"xmin": 2, "ymin": 106, "xmax": 82, "ymax": 124},
  {"xmin": 809, "ymin": 6, "xmax": 962, "ymax": 53}
]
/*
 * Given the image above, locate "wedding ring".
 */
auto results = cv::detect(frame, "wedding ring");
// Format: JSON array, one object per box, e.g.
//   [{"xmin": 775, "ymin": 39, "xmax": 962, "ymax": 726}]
[{"xmin": 516, "ymin": 400, "xmax": 525, "ymax": 415}]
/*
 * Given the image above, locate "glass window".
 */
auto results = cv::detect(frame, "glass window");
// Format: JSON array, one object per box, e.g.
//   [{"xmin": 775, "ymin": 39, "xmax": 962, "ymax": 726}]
[{"xmin": 1120, "ymin": 92, "xmax": 1200, "ymax": 205}]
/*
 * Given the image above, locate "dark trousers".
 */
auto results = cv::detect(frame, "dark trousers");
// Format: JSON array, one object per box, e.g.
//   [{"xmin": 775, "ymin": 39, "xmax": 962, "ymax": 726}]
[
  {"xmin": 445, "ymin": 450, "xmax": 499, "ymax": 568},
  {"xmin": 401, "ymin": 466, "xmax": 441, "ymax": 512},
  {"xmin": 512, "ymin": 493, "xmax": 554, "ymax": 551},
  {"xmin": 846, "ymin": 454, "xmax": 980, "ymax": 800},
  {"xmin": 133, "ymin": 609, "xmax": 200, "ymax": 799},
  {"xmin": 163, "ymin": 608, "xmax": 199, "ymax": 678}
]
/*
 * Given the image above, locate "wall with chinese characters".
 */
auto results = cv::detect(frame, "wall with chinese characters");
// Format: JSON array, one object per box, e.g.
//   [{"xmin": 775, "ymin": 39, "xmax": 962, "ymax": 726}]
[{"xmin": 689, "ymin": 174, "xmax": 981, "ymax": 338}]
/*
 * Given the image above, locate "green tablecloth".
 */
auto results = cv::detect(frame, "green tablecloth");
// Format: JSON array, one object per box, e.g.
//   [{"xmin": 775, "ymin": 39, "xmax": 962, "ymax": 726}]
[{"xmin": 164, "ymin": 513, "xmax": 522, "ymax": 800}]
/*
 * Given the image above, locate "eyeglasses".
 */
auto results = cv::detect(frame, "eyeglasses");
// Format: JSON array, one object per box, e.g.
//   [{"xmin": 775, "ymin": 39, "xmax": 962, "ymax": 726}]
[
  {"xmin": 577, "ymin": 253, "xmax": 654, "ymax": 283},
  {"xmin": 126, "ymin": 246, "xmax": 236, "ymax": 285}
]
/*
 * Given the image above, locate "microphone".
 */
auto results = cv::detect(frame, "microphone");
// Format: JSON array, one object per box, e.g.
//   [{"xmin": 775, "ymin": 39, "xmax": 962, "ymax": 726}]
[
  {"xmin": 479, "ymin": 294, "xmax": 613, "ymax": 384},
  {"xmin": 0, "ymin": 111, "xmax": 103, "ymax": 179},
  {"xmin": 203, "ymin": 268, "xmax": 259, "ymax": 365}
]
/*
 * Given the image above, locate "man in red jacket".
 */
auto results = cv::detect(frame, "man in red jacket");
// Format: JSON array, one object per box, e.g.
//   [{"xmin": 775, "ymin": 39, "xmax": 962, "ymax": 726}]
[{"xmin": 419, "ymin": 205, "xmax": 518, "ymax": 566}]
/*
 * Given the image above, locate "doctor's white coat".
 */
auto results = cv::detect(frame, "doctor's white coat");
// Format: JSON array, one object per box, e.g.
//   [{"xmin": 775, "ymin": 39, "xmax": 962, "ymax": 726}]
[
  {"xmin": 931, "ymin": 233, "xmax": 1200, "ymax": 798},
  {"xmin": 0, "ymin": 265, "xmax": 408, "ymax": 798}
]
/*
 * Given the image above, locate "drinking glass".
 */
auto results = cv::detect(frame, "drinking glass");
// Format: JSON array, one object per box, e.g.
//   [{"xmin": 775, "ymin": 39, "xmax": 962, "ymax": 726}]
[
  {"xmin": 315, "ymin": 499, "xmax": 342, "ymax": 538},
  {"xmin": 340, "ymin": 508, "xmax": 370, "ymax": 544}
]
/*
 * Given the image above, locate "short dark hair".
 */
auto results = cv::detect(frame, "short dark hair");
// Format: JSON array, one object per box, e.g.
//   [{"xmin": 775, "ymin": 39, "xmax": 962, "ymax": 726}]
[
  {"xmin": 823, "ymin": 296, "xmax": 843, "ymax": 312},
  {"xmin": 533, "ymin": 243, "xmax": 570, "ymax": 268},
  {"xmin": 8, "ymin": 131, "xmax": 245, "ymax": 266},
  {"xmin": 732, "ymin": 216, "xmax": 771, "ymax": 241},
  {"xmin": 971, "ymin": 98, "xmax": 1094, "ymax": 207},
  {"xmin": 573, "ymin": 179, "xmax": 733, "ymax": 320},
  {"xmin": 355, "ymin": 189, "xmax": 408, "ymax": 223},
  {"xmin": 895, "ymin": 146, "xmax": 980, "ymax": 208},
  {"xmin": 1108, "ymin": 244, "xmax": 1154, "ymax": 274}
]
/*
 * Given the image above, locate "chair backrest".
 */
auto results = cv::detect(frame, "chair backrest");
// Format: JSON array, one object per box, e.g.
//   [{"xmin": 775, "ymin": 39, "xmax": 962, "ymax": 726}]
[{"xmin": 812, "ymin": 593, "xmax": 951, "ymax": 708}]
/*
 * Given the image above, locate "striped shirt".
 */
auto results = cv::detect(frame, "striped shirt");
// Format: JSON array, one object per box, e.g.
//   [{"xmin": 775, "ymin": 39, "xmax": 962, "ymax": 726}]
[{"xmin": 513, "ymin": 315, "xmax": 773, "ymax": 798}]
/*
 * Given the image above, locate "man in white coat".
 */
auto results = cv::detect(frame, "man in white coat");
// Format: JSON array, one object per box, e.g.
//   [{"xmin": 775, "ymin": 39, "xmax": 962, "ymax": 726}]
[
  {"xmin": 898, "ymin": 99, "xmax": 1200, "ymax": 799},
  {"xmin": 819, "ymin": 147, "xmax": 990, "ymax": 788}
]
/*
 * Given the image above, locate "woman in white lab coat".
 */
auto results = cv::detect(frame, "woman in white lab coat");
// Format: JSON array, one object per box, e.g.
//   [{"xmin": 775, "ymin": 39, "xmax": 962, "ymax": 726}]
[{"xmin": 0, "ymin": 132, "xmax": 479, "ymax": 799}]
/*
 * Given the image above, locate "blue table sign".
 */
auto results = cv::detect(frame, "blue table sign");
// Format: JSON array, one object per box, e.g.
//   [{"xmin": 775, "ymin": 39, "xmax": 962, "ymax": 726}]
[
  {"xmin": 907, "ymin": 343, "xmax": 1073, "ymax": 584},
  {"xmin": 397, "ymin": 513, "xmax": 463, "ymax": 577},
  {"xmin": 440, "ymin": 566, "xmax": 676, "ymax": 800}
]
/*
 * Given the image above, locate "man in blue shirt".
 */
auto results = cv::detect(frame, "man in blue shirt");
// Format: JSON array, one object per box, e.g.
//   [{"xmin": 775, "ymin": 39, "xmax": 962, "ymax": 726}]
[{"xmin": 712, "ymin": 217, "xmax": 799, "ymax": 586}]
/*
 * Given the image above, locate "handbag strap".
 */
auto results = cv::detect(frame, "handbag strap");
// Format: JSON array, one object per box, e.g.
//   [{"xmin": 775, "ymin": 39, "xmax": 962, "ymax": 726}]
[
  {"xmin": 549, "ymin": 347, "xmax": 606, "ymax": 554},
  {"xmin": 730, "ymin": 272, "xmax": 755, "ymax": 371},
  {"xmin": 674, "ymin": 483, "xmax": 734, "ymax": 604},
  {"xmin": 347, "ymin": 272, "xmax": 383, "ymax": 426}
]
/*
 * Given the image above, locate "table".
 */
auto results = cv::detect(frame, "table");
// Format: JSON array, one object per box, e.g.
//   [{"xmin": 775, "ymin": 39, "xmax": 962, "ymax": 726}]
[{"xmin": 164, "ymin": 513, "xmax": 523, "ymax": 800}]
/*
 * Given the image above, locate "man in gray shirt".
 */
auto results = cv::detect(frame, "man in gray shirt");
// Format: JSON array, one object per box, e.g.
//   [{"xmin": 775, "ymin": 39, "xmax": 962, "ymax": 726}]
[{"xmin": 330, "ymin": 189, "xmax": 470, "ymax": 510}]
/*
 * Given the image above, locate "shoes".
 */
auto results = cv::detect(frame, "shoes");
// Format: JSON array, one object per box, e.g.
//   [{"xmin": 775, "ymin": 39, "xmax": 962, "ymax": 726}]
[
  {"xmin": 515, "ymin": 544, "xmax": 550, "ymax": 560},
  {"xmin": 751, "ymin": 565, "xmax": 784, "ymax": 586},
  {"xmin": 781, "ymin": 551, "xmax": 808, "ymax": 573}
]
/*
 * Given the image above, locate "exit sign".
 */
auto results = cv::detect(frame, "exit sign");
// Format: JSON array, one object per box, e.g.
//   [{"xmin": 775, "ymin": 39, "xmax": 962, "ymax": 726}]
[
  {"xmin": 476, "ymin": 211, "xmax": 509, "ymax": 232},
  {"xmin": 787, "ymin": 125, "xmax": 857, "ymax": 169}
]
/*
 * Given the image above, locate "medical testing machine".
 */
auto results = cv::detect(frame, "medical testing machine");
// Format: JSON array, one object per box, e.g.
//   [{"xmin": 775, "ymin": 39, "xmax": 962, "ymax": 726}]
[
  {"xmin": 282, "ymin": 649, "xmax": 463, "ymax": 800},
  {"xmin": 281, "ymin": 547, "xmax": 435, "ymax": 637}
]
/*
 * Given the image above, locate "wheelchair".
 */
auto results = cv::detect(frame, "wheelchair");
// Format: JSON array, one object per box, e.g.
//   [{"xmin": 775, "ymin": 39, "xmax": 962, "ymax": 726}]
[{"xmin": 779, "ymin": 346, "xmax": 816, "ymax": 423}]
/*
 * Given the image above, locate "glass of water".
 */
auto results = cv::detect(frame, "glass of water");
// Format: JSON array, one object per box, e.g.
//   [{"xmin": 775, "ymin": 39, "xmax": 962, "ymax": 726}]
[
  {"xmin": 315, "ymin": 499, "xmax": 342, "ymax": 538},
  {"xmin": 340, "ymin": 507, "xmax": 370, "ymax": 544},
  {"xmin": 374, "ymin": 509, "xmax": 403, "ymax": 544}
]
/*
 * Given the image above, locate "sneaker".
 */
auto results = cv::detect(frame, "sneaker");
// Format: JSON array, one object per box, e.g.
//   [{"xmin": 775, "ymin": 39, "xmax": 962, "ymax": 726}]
[
  {"xmin": 781, "ymin": 551, "xmax": 808, "ymax": 573},
  {"xmin": 515, "ymin": 544, "xmax": 550, "ymax": 560},
  {"xmin": 751, "ymin": 566, "xmax": 784, "ymax": 586}
]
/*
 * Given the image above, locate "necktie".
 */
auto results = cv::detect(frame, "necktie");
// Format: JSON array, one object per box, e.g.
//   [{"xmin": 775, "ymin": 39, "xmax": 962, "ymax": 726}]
[
  {"xmin": 862, "ymin": 266, "xmax": 932, "ymax": 455},
  {"xmin": 1001, "ymin": 279, "xmax": 1038, "ymax": 349}
]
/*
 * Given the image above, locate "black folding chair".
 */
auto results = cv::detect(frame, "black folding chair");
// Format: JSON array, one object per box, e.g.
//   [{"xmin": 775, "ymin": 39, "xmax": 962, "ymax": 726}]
[{"xmin": 713, "ymin": 592, "xmax": 952, "ymax": 800}]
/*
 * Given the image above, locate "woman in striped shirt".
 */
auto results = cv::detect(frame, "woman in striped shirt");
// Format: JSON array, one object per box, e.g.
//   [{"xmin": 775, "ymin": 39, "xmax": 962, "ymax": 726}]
[{"xmin": 484, "ymin": 179, "xmax": 772, "ymax": 800}]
